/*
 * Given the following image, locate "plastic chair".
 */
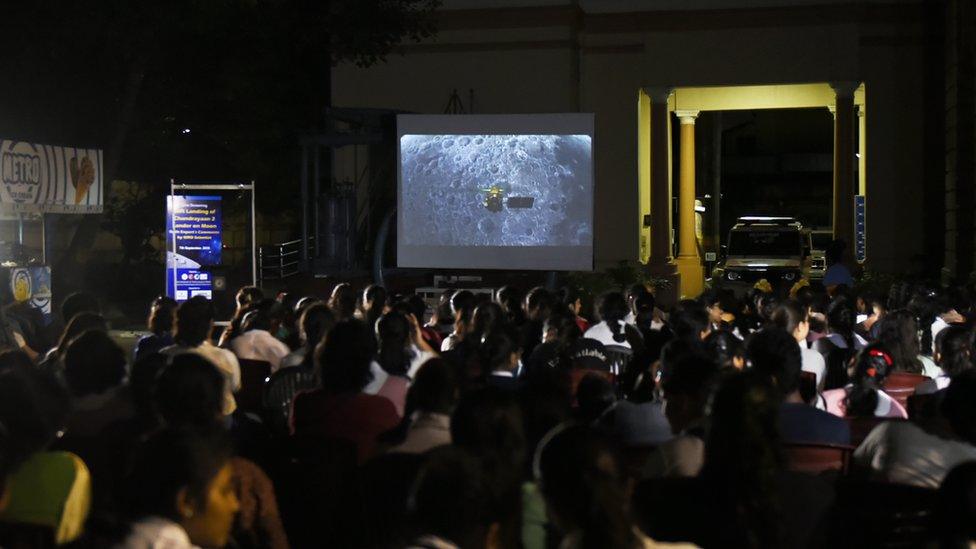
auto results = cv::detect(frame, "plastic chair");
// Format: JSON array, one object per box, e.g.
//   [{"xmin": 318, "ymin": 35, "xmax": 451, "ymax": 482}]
[
  {"xmin": 882, "ymin": 372, "xmax": 929, "ymax": 410},
  {"xmin": 604, "ymin": 344, "xmax": 633, "ymax": 378},
  {"xmin": 237, "ymin": 358, "xmax": 272, "ymax": 415},
  {"xmin": 783, "ymin": 442, "xmax": 854, "ymax": 475},
  {"xmin": 262, "ymin": 366, "xmax": 317, "ymax": 435}
]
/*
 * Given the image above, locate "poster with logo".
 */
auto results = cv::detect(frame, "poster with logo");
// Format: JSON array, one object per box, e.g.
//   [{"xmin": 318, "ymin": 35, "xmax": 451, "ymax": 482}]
[
  {"xmin": 0, "ymin": 140, "xmax": 103, "ymax": 213},
  {"xmin": 9, "ymin": 266, "xmax": 52, "ymax": 324},
  {"xmin": 166, "ymin": 195, "xmax": 222, "ymax": 302}
]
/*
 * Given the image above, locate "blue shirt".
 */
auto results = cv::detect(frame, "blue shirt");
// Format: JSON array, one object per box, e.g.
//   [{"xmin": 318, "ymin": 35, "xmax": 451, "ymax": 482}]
[
  {"xmin": 823, "ymin": 263, "xmax": 854, "ymax": 288},
  {"xmin": 780, "ymin": 402, "xmax": 851, "ymax": 446}
]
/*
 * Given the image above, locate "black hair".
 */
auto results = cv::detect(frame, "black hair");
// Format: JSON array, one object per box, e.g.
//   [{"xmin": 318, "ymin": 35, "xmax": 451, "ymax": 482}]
[
  {"xmin": 409, "ymin": 446, "xmax": 492, "ymax": 548},
  {"xmin": 56, "ymin": 312, "xmax": 109, "ymax": 353},
  {"xmin": 844, "ymin": 343, "xmax": 895, "ymax": 417},
  {"xmin": 769, "ymin": 299, "xmax": 807, "ymax": 336},
  {"xmin": 747, "ymin": 327, "xmax": 803, "ymax": 396},
  {"xmin": 825, "ymin": 295, "xmax": 857, "ymax": 350},
  {"xmin": 699, "ymin": 288, "xmax": 722, "ymax": 308},
  {"xmin": 61, "ymin": 291, "xmax": 99, "ymax": 325},
  {"xmin": 876, "ymin": 309, "xmax": 924, "ymax": 374},
  {"xmin": 661, "ymin": 352, "xmax": 720, "ymax": 400},
  {"xmin": 376, "ymin": 311, "xmax": 413, "ymax": 377},
  {"xmin": 174, "ymin": 296, "xmax": 215, "ymax": 347},
  {"xmin": 382, "ymin": 358, "xmax": 459, "ymax": 448},
  {"xmin": 669, "ymin": 299, "xmax": 711, "ymax": 343},
  {"xmin": 524, "ymin": 286, "xmax": 555, "ymax": 322},
  {"xmin": 328, "ymin": 283, "xmax": 358, "ymax": 321},
  {"xmin": 543, "ymin": 309, "xmax": 582, "ymax": 352},
  {"xmin": 942, "ymin": 370, "xmax": 976, "ymax": 445},
  {"xmin": 907, "ymin": 287, "xmax": 946, "ymax": 356},
  {"xmin": 298, "ymin": 303, "xmax": 335, "ymax": 371},
  {"xmin": 240, "ymin": 299, "xmax": 279, "ymax": 333},
  {"xmin": 148, "ymin": 296, "xmax": 178, "ymax": 336},
  {"xmin": 0, "ymin": 367, "xmax": 70, "ymax": 474},
  {"xmin": 575, "ymin": 374, "xmax": 616, "ymax": 422},
  {"xmin": 235, "ymin": 286, "xmax": 264, "ymax": 308},
  {"xmin": 633, "ymin": 291, "xmax": 657, "ymax": 328},
  {"xmin": 626, "ymin": 283, "xmax": 650, "ymax": 312},
  {"xmin": 404, "ymin": 294, "xmax": 429, "ymax": 325},
  {"xmin": 597, "ymin": 292, "xmax": 629, "ymax": 344},
  {"xmin": 496, "ymin": 285, "xmax": 526, "ymax": 325},
  {"xmin": 64, "ymin": 330, "xmax": 127, "ymax": 397},
  {"xmin": 558, "ymin": 286, "xmax": 583, "ymax": 314},
  {"xmin": 154, "ymin": 354, "xmax": 225, "ymax": 427},
  {"xmin": 937, "ymin": 325, "xmax": 974, "ymax": 377},
  {"xmin": 123, "ymin": 426, "xmax": 233, "ymax": 522},
  {"xmin": 129, "ymin": 352, "xmax": 168, "ymax": 426},
  {"xmin": 704, "ymin": 330, "xmax": 745, "ymax": 370},
  {"xmin": 936, "ymin": 461, "xmax": 976, "ymax": 547},
  {"xmin": 362, "ymin": 284, "xmax": 388, "ymax": 331},
  {"xmin": 316, "ymin": 319, "xmax": 376, "ymax": 394},
  {"xmin": 470, "ymin": 301, "xmax": 505, "ymax": 343},
  {"xmin": 536, "ymin": 424, "xmax": 637, "ymax": 549},
  {"xmin": 478, "ymin": 324, "xmax": 521, "ymax": 374},
  {"xmin": 702, "ymin": 371, "xmax": 783, "ymax": 548},
  {"xmin": 450, "ymin": 290, "xmax": 477, "ymax": 330}
]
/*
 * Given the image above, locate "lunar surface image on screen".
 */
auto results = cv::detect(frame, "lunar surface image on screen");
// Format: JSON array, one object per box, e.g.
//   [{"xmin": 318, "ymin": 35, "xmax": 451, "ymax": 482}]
[{"xmin": 400, "ymin": 134, "xmax": 592, "ymax": 247}]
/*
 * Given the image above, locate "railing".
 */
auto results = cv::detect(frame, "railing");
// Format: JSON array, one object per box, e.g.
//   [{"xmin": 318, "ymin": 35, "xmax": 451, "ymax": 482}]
[{"xmin": 258, "ymin": 237, "xmax": 314, "ymax": 285}]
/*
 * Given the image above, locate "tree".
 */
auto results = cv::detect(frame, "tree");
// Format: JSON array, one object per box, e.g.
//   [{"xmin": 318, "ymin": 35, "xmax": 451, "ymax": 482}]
[{"xmin": 0, "ymin": 0, "xmax": 440, "ymax": 295}]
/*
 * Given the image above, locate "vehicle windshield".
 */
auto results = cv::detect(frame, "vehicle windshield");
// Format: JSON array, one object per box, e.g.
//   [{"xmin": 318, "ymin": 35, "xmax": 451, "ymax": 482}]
[{"xmin": 728, "ymin": 229, "xmax": 801, "ymax": 257}]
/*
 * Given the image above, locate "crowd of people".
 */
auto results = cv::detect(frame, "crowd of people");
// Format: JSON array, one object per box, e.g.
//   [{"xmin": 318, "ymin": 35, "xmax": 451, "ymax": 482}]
[{"xmin": 2, "ymin": 275, "xmax": 976, "ymax": 548}]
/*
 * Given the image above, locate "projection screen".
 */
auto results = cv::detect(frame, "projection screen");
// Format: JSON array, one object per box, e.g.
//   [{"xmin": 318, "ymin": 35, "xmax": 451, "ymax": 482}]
[{"xmin": 396, "ymin": 113, "xmax": 594, "ymax": 271}]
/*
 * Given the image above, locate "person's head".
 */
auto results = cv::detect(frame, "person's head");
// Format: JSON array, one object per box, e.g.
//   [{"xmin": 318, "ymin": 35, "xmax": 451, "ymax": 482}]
[
  {"xmin": 147, "ymin": 296, "xmax": 178, "ymax": 336},
  {"xmin": 523, "ymin": 286, "xmax": 554, "ymax": 322},
  {"xmin": 633, "ymin": 291, "xmax": 657, "ymax": 327},
  {"xmin": 124, "ymin": 427, "xmax": 238, "ymax": 548},
  {"xmin": 825, "ymin": 294, "xmax": 856, "ymax": 340},
  {"xmin": 240, "ymin": 299, "xmax": 280, "ymax": 334},
  {"xmin": 495, "ymin": 285, "xmax": 525, "ymax": 325},
  {"xmin": 174, "ymin": 297, "xmax": 215, "ymax": 347},
  {"xmin": 626, "ymin": 283, "xmax": 649, "ymax": 315},
  {"xmin": 316, "ymin": 319, "xmax": 375, "ymax": 394},
  {"xmin": 404, "ymin": 294, "xmax": 429, "ymax": 326},
  {"xmin": 478, "ymin": 324, "xmax": 522, "ymax": 374},
  {"xmin": 542, "ymin": 310, "xmax": 582, "ymax": 347},
  {"xmin": 844, "ymin": 344, "xmax": 896, "ymax": 417},
  {"xmin": 747, "ymin": 327, "xmax": 803, "ymax": 397},
  {"xmin": 876, "ymin": 309, "xmax": 923, "ymax": 374},
  {"xmin": 64, "ymin": 330, "xmax": 127, "ymax": 397},
  {"xmin": 328, "ymin": 283, "xmax": 358, "ymax": 321},
  {"xmin": 450, "ymin": 290, "xmax": 477, "ymax": 335},
  {"xmin": 559, "ymin": 286, "xmax": 583, "ymax": 316},
  {"xmin": 409, "ymin": 446, "xmax": 494, "ymax": 549},
  {"xmin": 406, "ymin": 358, "xmax": 457, "ymax": 416},
  {"xmin": 0, "ymin": 367, "xmax": 70, "ymax": 478},
  {"xmin": 669, "ymin": 299, "xmax": 712, "ymax": 342},
  {"xmin": 61, "ymin": 292, "xmax": 99, "ymax": 325},
  {"xmin": 942, "ymin": 370, "xmax": 976, "ymax": 445},
  {"xmin": 661, "ymin": 353, "xmax": 719, "ymax": 434},
  {"xmin": 154, "ymin": 354, "xmax": 225, "ymax": 427},
  {"xmin": 935, "ymin": 325, "xmax": 974, "ymax": 377},
  {"xmin": 575, "ymin": 374, "xmax": 616, "ymax": 422},
  {"xmin": 597, "ymin": 291, "xmax": 629, "ymax": 344},
  {"xmin": 704, "ymin": 330, "xmax": 746, "ymax": 370},
  {"xmin": 699, "ymin": 289, "xmax": 724, "ymax": 325},
  {"xmin": 769, "ymin": 299, "xmax": 810, "ymax": 343},
  {"xmin": 470, "ymin": 301, "xmax": 505, "ymax": 342},
  {"xmin": 451, "ymin": 386, "xmax": 526, "ymax": 468},
  {"xmin": 299, "ymin": 303, "xmax": 335, "ymax": 351},
  {"xmin": 376, "ymin": 311, "xmax": 412, "ymax": 377},
  {"xmin": 535, "ymin": 424, "xmax": 637, "ymax": 548},
  {"xmin": 235, "ymin": 286, "xmax": 263, "ymax": 310},
  {"xmin": 57, "ymin": 312, "xmax": 109, "ymax": 351},
  {"xmin": 936, "ymin": 461, "xmax": 976, "ymax": 547},
  {"xmin": 361, "ymin": 284, "xmax": 388, "ymax": 327}
]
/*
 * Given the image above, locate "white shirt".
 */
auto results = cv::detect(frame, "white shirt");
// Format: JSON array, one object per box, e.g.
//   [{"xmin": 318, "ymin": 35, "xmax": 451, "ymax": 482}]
[
  {"xmin": 406, "ymin": 346, "xmax": 438, "ymax": 379},
  {"xmin": 854, "ymin": 420, "xmax": 976, "ymax": 488},
  {"xmin": 584, "ymin": 322, "xmax": 631, "ymax": 349},
  {"xmin": 161, "ymin": 342, "xmax": 241, "ymax": 415},
  {"xmin": 117, "ymin": 516, "xmax": 199, "ymax": 549},
  {"xmin": 229, "ymin": 329, "xmax": 291, "ymax": 373},
  {"xmin": 799, "ymin": 342, "xmax": 827, "ymax": 388},
  {"xmin": 919, "ymin": 354, "xmax": 944, "ymax": 379},
  {"xmin": 440, "ymin": 333, "xmax": 459, "ymax": 352}
]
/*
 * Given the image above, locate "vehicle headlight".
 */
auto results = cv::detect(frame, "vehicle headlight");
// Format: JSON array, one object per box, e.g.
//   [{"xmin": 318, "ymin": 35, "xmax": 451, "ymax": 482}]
[
  {"xmin": 782, "ymin": 272, "xmax": 796, "ymax": 281},
  {"xmin": 727, "ymin": 271, "xmax": 741, "ymax": 281}
]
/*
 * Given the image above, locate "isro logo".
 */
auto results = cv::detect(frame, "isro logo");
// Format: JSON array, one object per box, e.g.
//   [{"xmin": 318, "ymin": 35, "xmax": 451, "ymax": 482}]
[{"xmin": 1, "ymin": 142, "xmax": 42, "ymax": 203}]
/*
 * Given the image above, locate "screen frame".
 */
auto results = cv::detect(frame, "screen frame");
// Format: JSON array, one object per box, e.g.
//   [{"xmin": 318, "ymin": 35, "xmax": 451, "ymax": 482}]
[{"xmin": 395, "ymin": 113, "xmax": 595, "ymax": 272}]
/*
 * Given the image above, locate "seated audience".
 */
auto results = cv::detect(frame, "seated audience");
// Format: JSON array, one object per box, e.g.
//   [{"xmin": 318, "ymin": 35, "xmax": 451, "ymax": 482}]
[
  {"xmin": 479, "ymin": 324, "xmax": 523, "ymax": 391},
  {"xmin": 748, "ymin": 327, "xmax": 851, "ymax": 445},
  {"xmin": 228, "ymin": 299, "xmax": 291, "ymax": 373},
  {"xmin": 916, "ymin": 325, "xmax": 974, "ymax": 394},
  {"xmin": 876, "ymin": 309, "xmax": 940, "ymax": 378},
  {"xmin": 822, "ymin": 344, "xmax": 908, "ymax": 419},
  {"xmin": 62, "ymin": 330, "xmax": 133, "ymax": 438},
  {"xmin": 328, "ymin": 283, "xmax": 357, "ymax": 322},
  {"xmin": 161, "ymin": 296, "xmax": 241, "ymax": 416},
  {"xmin": 280, "ymin": 302, "xmax": 334, "ymax": 371},
  {"xmin": 290, "ymin": 319, "xmax": 400, "ymax": 463},
  {"xmin": 770, "ymin": 299, "xmax": 826, "ymax": 388},
  {"xmin": 854, "ymin": 369, "xmax": 976, "ymax": 488},
  {"xmin": 383, "ymin": 358, "xmax": 456, "ymax": 454},
  {"xmin": 585, "ymin": 291, "xmax": 640, "ymax": 349},
  {"xmin": 134, "ymin": 296, "xmax": 178, "ymax": 362}
]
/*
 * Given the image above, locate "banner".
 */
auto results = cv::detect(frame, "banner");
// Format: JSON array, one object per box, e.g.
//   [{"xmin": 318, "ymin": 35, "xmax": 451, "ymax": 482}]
[
  {"xmin": 9, "ymin": 266, "xmax": 52, "ymax": 325},
  {"xmin": 166, "ymin": 195, "xmax": 222, "ymax": 302},
  {"xmin": 0, "ymin": 140, "xmax": 103, "ymax": 214}
]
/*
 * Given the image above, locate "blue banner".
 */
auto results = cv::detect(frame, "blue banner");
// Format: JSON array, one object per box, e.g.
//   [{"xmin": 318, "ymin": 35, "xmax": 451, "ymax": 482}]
[{"xmin": 166, "ymin": 195, "xmax": 222, "ymax": 301}]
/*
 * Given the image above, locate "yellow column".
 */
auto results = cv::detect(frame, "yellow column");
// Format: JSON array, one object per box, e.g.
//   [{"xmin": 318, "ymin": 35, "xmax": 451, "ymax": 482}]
[
  {"xmin": 831, "ymin": 82, "xmax": 858, "ymax": 252},
  {"xmin": 638, "ymin": 89, "xmax": 651, "ymax": 263},
  {"xmin": 644, "ymin": 87, "xmax": 681, "ymax": 305},
  {"xmin": 673, "ymin": 110, "xmax": 704, "ymax": 297},
  {"xmin": 858, "ymin": 104, "xmax": 867, "ymax": 196}
]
